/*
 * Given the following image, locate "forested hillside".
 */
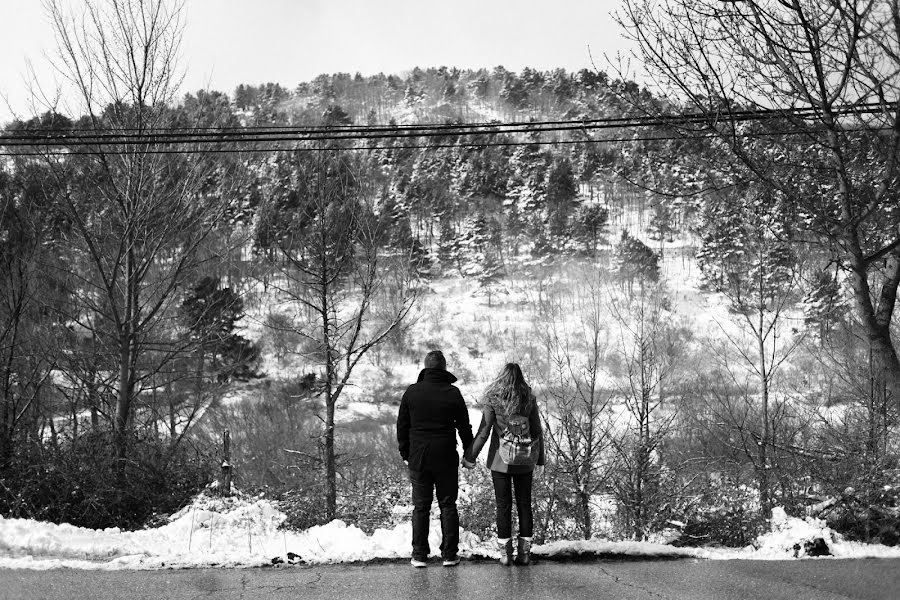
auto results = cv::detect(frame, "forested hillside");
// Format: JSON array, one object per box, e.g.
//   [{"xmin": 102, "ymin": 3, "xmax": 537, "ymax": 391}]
[{"xmin": 2, "ymin": 47, "xmax": 899, "ymax": 549}]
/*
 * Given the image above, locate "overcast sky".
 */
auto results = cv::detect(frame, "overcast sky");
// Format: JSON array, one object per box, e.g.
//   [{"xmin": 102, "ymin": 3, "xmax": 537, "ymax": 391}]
[{"xmin": 0, "ymin": 0, "xmax": 635, "ymax": 123}]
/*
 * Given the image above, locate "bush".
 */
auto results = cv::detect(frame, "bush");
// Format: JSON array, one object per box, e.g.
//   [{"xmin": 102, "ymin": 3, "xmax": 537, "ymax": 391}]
[
  {"xmin": 674, "ymin": 479, "xmax": 766, "ymax": 547},
  {"xmin": 676, "ymin": 505, "xmax": 766, "ymax": 547},
  {"xmin": 0, "ymin": 431, "xmax": 214, "ymax": 530},
  {"xmin": 459, "ymin": 467, "xmax": 498, "ymax": 540},
  {"xmin": 262, "ymin": 312, "xmax": 303, "ymax": 362},
  {"xmin": 826, "ymin": 477, "xmax": 900, "ymax": 546},
  {"xmin": 339, "ymin": 473, "xmax": 406, "ymax": 534},
  {"xmin": 277, "ymin": 483, "xmax": 330, "ymax": 531}
]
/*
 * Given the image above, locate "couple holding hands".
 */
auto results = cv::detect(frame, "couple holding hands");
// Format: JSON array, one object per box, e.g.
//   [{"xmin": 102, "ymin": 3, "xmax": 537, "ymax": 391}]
[{"xmin": 396, "ymin": 351, "xmax": 545, "ymax": 568}]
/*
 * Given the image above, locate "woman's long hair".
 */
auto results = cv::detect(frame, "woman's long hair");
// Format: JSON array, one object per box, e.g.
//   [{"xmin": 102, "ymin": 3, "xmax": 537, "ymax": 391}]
[{"xmin": 484, "ymin": 363, "xmax": 532, "ymax": 417}]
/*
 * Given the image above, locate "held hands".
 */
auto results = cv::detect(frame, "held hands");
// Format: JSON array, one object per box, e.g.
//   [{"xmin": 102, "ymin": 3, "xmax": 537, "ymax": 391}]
[{"xmin": 461, "ymin": 457, "xmax": 476, "ymax": 469}]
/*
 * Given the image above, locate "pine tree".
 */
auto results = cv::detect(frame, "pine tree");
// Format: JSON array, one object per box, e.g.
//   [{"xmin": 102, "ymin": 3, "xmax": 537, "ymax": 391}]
[
  {"xmin": 802, "ymin": 270, "xmax": 845, "ymax": 342},
  {"xmin": 544, "ymin": 156, "xmax": 579, "ymax": 244},
  {"xmin": 613, "ymin": 231, "xmax": 660, "ymax": 296},
  {"xmin": 179, "ymin": 276, "xmax": 260, "ymax": 439},
  {"xmin": 647, "ymin": 201, "xmax": 677, "ymax": 256},
  {"xmin": 573, "ymin": 204, "xmax": 609, "ymax": 257},
  {"xmin": 437, "ymin": 217, "xmax": 461, "ymax": 274}
]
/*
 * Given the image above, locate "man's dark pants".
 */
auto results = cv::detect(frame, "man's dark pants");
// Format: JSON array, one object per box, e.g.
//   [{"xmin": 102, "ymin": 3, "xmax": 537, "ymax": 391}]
[{"xmin": 409, "ymin": 467, "xmax": 459, "ymax": 560}]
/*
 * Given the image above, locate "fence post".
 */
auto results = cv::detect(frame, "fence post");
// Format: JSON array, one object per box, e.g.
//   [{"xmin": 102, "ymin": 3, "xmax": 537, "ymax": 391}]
[{"xmin": 221, "ymin": 429, "xmax": 232, "ymax": 497}]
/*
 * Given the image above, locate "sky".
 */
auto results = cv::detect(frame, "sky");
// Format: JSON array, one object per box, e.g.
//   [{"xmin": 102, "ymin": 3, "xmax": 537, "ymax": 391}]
[{"xmin": 0, "ymin": 0, "xmax": 637, "ymax": 123}]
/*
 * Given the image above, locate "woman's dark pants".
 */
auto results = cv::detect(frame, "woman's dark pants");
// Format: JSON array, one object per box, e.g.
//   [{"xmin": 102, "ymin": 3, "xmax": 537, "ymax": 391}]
[{"xmin": 491, "ymin": 470, "xmax": 534, "ymax": 538}]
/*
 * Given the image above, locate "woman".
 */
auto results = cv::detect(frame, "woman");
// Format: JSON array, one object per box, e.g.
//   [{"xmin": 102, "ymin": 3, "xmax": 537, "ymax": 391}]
[{"xmin": 463, "ymin": 363, "xmax": 545, "ymax": 566}]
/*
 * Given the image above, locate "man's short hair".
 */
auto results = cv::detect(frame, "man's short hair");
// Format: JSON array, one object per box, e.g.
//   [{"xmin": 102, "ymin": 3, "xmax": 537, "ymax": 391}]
[{"xmin": 423, "ymin": 350, "xmax": 447, "ymax": 370}]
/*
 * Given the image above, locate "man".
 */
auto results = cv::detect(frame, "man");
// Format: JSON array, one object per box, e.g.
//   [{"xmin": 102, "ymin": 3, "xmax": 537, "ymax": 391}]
[{"xmin": 396, "ymin": 350, "xmax": 473, "ymax": 567}]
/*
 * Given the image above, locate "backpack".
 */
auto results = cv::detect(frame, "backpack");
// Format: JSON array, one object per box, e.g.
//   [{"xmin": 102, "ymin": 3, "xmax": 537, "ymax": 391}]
[{"xmin": 498, "ymin": 413, "xmax": 539, "ymax": 466}]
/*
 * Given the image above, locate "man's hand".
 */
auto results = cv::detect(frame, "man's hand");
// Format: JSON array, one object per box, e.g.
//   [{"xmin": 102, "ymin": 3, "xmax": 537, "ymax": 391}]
[{"xmin": 461, "ymin": 457, "xmax": 476, "ymax": 469}]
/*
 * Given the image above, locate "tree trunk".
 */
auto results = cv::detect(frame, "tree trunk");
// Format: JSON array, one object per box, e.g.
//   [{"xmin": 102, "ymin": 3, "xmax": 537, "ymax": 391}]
[
  {"xmin": 168, "ymin": 379, "xmax": 177, "ymax": 442},
  {"xmin": 0, "ymin": 413, "xmax": 10, "ymax": 471},
  {"xmin": 322, "ymin": 282, "xmax": 337, "ymax": 521},
  {"xmin": 88, "ymin": 376, "xmax": 99, "ymax": 430},
  {"xmin": 839, "ymin": 151, "xmax": 900, "ymax": 407},
  {"xmin": 579, "ymin": 489, "xmax": 592, "ymax": 540},
  {"xmin": 115, "ymin": 248, "xmax": 137, "ymax": 463},
  {"xmin": 758, "ymin": 306, "xmax": 772, "ymax": 519}
]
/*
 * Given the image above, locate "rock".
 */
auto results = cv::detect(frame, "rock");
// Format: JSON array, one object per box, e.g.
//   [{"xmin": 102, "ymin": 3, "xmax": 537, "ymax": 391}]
[
  {"xmin": 805, "ymin": 537, "xmax": 831, "ymax": 557},
  {"xmin": 793, "ymin": 537, "xmax": 831, "ymax": 557}
]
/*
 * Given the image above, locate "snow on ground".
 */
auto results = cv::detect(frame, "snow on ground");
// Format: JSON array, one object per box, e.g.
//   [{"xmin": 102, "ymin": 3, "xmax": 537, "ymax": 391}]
[
  {"xmin": 701, "ymin": 507, "xmax": 900, "ymax": 560},
  {"xmin": 0, "ymin": 490, "xmax": 482, "ymax": 571},
  {"xmin": 2, "ymin": 492, "xmax": 900, "ymax": 570}
]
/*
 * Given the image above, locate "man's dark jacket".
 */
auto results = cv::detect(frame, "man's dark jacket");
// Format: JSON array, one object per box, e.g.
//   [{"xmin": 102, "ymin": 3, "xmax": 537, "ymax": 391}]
[{"xmin": 397, "ymin": 368, "xmax": 473, "ymax": 472}]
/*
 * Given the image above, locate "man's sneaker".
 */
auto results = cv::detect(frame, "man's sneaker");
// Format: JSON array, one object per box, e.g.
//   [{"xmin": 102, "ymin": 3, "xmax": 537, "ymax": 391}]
[
  {"xmin": 442, "ymin": 556, "xmax": 460, "ymax": 567},
  {"xmin": 410, "ymin": 558, "xmax": 427, "ymax": 568}
]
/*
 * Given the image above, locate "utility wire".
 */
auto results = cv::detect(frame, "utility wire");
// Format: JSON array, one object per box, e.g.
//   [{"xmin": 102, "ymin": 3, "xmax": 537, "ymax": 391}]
[
  {"xmin": 1, "ymin": 125, "xmax": 890, "ymax": 157},
  {"xmin": 1, "ymin": 102, "xmax": 891, "ymax": 149},
  {"xmin": 3, "ymin": 100, "xmax": 890, "ymax": 137}
]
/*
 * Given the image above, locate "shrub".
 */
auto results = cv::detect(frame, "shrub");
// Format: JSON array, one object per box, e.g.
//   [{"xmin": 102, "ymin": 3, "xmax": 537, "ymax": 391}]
[
  {"xmin": 674, "ymin": 479, "xmax": 766, "ymax": 547},
  {"xmin": 339, "ymin": 473, "xmax": 406, "ymax": 534},
  {"xmin": 826, "ymin": 475, "xmax": 900, "ymax": 546},
  {"xmin": 459, "ymin": 467, "xmax": 498, "ymax": 540},
  {"xmin": 277, "ymin": 483, "xmax": 330, "ymax": 531},
  {"xmin": 0, "ymin": 431, "xmax": 213, "ymax": 530},
  {"xmin": 262, "ymin": 312, "xmax": 303, "ymax": 362},
  {"xmin": 676, "ymin": 505, "xmax": 766, "ymax": 547}
]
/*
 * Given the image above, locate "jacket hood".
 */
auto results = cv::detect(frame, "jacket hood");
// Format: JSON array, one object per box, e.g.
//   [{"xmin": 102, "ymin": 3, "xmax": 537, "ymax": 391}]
[{"xmin": 417, "ymin": 367, "xmax": 458, "ymax": 384}]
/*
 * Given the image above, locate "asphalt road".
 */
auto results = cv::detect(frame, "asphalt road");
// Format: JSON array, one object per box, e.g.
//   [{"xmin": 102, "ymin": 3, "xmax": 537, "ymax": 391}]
[{"xmin": 2, "ymin": 558, "xmax": 898, "ymax": 600}]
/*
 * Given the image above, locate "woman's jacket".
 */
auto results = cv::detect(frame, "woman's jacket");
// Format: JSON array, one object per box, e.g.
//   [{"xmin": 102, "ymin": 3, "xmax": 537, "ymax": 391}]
[{"xmin": 464, "ymin": 392, "xmax": 545, "ymax": 474}]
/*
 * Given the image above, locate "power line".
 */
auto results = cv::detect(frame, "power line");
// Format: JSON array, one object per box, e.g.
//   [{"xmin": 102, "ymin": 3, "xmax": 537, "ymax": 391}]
[
  {"xmin": 1, "ymin": 125, "xmax": 889, "ymax": 157},
  {"xmin": 1, "ymin": 102, "xmax": 891, "ymax": 149},
  {"xmin": 4, "ymin": 100, "xmax": 890, "ymax": 137}
]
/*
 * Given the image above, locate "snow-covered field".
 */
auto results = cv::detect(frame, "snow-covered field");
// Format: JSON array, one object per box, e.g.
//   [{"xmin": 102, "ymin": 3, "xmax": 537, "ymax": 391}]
[{"xmin": 2, "ymin": 491, "xmax": 899, "ymax": 570}]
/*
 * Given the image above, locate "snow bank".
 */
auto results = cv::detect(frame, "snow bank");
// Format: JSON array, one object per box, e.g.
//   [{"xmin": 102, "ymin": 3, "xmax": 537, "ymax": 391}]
[
  {"xmin": 4, "ymin": 497, "xmax": 900, "ymax": 570},
  {"xmin": 0, "ymin": 490, "xmax": 494, "ymax": 570},
  {"xmin": 534, "ymin": 539, "xmax": 698, "ymax": 560},
  {"xmin": 0, "ymin": 490, "xmax": 697, "ymax": 570},
  {"xmin": 703, "ymin": 507, "xmax": 900, "ymax": 560}
]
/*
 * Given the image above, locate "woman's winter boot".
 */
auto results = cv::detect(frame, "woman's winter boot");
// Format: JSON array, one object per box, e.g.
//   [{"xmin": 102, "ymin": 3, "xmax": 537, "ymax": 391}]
[
  {"xmin": 514, "ymin": 537, "xmax": 532, "ymax": 566},
  {"xmin": 497, "ymin": 538, "xmax": 514, "ymax": 566}
]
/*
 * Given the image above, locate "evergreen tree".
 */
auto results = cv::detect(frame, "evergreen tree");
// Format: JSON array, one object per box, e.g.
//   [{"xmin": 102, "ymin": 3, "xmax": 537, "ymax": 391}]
[
  {"xmin": 467, "ymin": 74, "xmax": 490, "ymax": 102},
  {"xmin": 322, "ymin": 105, "xmax": 353, "ymax": 127},
  {"xmin": 573, "ymin": 204, "xmax": 609, "ymax": 257},
  {"xmin": 437, "ymin": 216, "xmax": 461, "ymax": 274},
  {"xmin": 802, "ymin": 269, "xmax": 845, "ymax": 342},
  {"xmin": 613, "ymin": 231, "xmax": 660, "ymax": 296},
  {"xmin": 499, "ymin": 76, "xmax": 529, "ymax": 110},
  {"xmin": 544, "ymin": 156, "xmax": 579, "ymax": 243},
  {"xmin": 181, "ymin": 277, "xmax": 260, "ymax": 382},
  {"xmin": 647, "ymin": 201, "xmax": 677, "ymax": 255}
]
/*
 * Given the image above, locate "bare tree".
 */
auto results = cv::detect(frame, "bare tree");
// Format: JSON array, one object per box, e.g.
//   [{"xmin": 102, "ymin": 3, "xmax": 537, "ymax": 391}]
[
  {"xmin": 0, "ymin": 160, "xmax": 59, "ymax": 466},
  {"xmin": 608, "ymin": 282, "xmax": 685, "ymax": 539},
  {"xmin": 538, "ymin": 267, "xmax": 617, "ymax": 539},
  {"xmin": 616, "ymin": 0, "xmax": 900, "ymax": 405},
  {"xmin": 258, "ymin": 148, "xmax": 418, "ymax": 520},
  {"xmin": 693, "ymin": 186, "xmax": 806, "ymax": 516},
  {"xmin": 37, "ymin": 0, "xmax": 236, "ymax": 459}
]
